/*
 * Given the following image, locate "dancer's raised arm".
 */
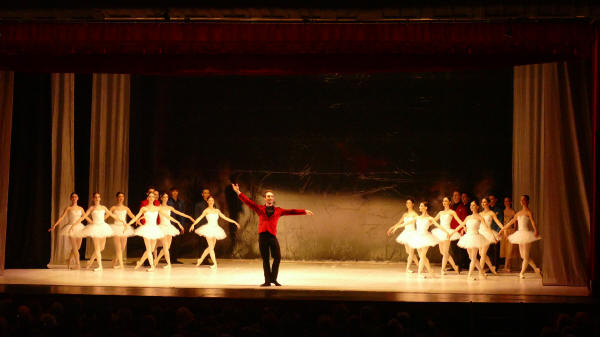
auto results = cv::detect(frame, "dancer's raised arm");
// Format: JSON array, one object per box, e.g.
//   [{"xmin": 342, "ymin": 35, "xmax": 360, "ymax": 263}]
[
  {"xmin": 233, "ymin": 184, "xmax": 261, "ymax": 213},
  {"xmin": 387, "ymin": 213, "xmax": 409, "ymax": 235}
]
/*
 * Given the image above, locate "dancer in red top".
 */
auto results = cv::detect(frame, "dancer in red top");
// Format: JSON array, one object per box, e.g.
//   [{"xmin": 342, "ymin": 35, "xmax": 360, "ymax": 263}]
[{"xmin": 232, "ymin": 184, "xmax": 313, "ymax": 286}]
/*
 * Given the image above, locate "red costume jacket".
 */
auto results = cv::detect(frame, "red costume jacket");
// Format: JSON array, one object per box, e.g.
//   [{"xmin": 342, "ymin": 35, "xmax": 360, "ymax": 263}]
[
  {"xmin": 451, "ymin": 203, "xmax": 468, "ymax": 234},
  {"xmin": 238, "ymin": 193, "xmax": 306, "ymax": 236}
]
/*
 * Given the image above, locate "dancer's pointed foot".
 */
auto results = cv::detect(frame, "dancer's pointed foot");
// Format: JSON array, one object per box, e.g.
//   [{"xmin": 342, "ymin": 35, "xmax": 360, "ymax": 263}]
[
  {"xmin": 196, "ymin": 259, "xmax": 202, "ymax": 267},
  {"xmin": 440, "ymin": 270, "xmax": 446, "ymax": 276},
  {"xmin": 467, "ymin": 273, "xmax": 476, "ymax": 281},
  {"xmin": 147, "ymin": 267, "xmax": 155, "ymax": 272},
  {"xmin": 209, "ymin": 264, "xmax": 217, "ymax": 270},
  {"xmin": 454, "ymin": 265, "xmax": 460, "ymax": 274},
  {"xmin": 163, "ymin": 264, "xmax": 171, "ymax": 269},
  {"xmin": 93, "ymin": 266, "xmax": 103, "ymax": 272},
  {"xmin": 490, "ymin": 265, "xmax": 498, "ymax": 275},
  {"xmin": 535, "ymin": 267, "xmax": 542, "ymax": 277},
  {"xmin": 272, "ymin": 281, "xmax": 282, "ymax": 286},
  {"xmin": 406, "ymin": 269, "xmax": 414, "ymax": 274},
  {"xmin": 479, "ymin": 271, "xmax": 487, "ymax": 280},
  {"xmin": 519, "ymin": 273, "xmax": 525, "ymax": 279},
  {"xmin": 260, "ymin": 282, "xmax": 271, "ymax": 287},
  {"xmin": 113, "ymin": 265, "xmax": 122, "ymax": 270},
  {"xmin": 417, "ymin": 273, "xmax": 426, "ymax": 279},
  {"xmin": 134, "ymin": 261, "xmax": 142, "ymax": 270}
]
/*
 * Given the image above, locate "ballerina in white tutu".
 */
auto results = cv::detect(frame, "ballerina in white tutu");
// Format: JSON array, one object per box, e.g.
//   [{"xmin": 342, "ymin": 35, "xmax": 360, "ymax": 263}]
[
  {"xmin": 387, "ymin": 199, "xmax": 420, "ymax": 273},
  {"xmin": 49, "ymin": 192, "xmax": 91, "ymax": 269},
  {"xmin": 498, "ymin": 195, "xmax": 541, "ymax": 279},
  {"xmin": 154, "ymin": 192, "xmax": 193, "ymax": 269},
  {"xmin": 451, "ymin": 201, "xmax": 489, "ymax": 280},
  {"xmin": 189, "ymin": 196, "xmax": 240, "ymax": 269},
  {"xmin": 478, "ymin": 198, "xmax": 505, "ymax": 275},
  {"xmin": 107, "ymin": 192, "xmax": 137, "ymax": 269},
  {"xmin": 431, "ymin": 197, "xmax": 464, "ymax": 275},
  {"xmin": 410, "ymin": 201, "xmax": 449, "ymax": 278},
  {"xmin": 74, "ymin": 192, "xmax": 123, "ymax": 271}
]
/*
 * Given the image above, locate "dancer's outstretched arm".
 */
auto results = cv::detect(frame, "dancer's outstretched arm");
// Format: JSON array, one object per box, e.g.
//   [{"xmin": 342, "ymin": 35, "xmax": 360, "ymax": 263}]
[
  {"xmin": 49, "ymin": 206, "xmax": 70, "ymax": 231},
  {"xmin": 159, "ymin": 210, "xmax": 184, "ymax": 232},
  {"xmin": 232, "ymin": 184, "xmax": 261, "ymax": 213},
  {"xmin": 430, "ymin": 217, "xmax": 450, "ymax": 235},
  {"xmin": 74, "ymin": 206, "xmax": 95, "ymax": 225},
  {"xmin": 127, "ymin": 207, "xmax": 148, "ymax": 227},
  {"xmin": 103, "ymin": 206, "xmax": 124, "ymax": 224},
  {"xmin": 217, "ymin": 210, "xmax": 241, "ymax": 229},
  {"xmin": 387, "ymin": 213, "xmax": 407, "ymax": 235},
  {"xmin": 125, "ymin": 207, "xmax": 136, "ymax": 222},
  {"xmin": 189, "ymin": 209, "xmax": 208, "ymax": 231},
  {"xmin": 489, "ymin": 212, "xmax": 505, "ymax": 231},
  {"xmin": 165, "ymin": 206, "xmax": 195, "ymax": 222},
  {"xmin": 281, "ymin": 208, "xmax": 312, "ymax": 216},
  {"xmin": 450, "ymin": 210, "xmax": 465, "ymax": 227},
  {"xmin": 498, "ymin": 215, "xmax": 518, "ymax": 234}
]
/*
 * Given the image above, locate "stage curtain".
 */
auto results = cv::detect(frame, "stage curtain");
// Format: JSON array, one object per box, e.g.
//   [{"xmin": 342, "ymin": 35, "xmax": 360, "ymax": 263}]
[
  {"xmin": 48, "ymin": 73, "xmax": 75, "ymax": 267},
  {"xmin": 513, "ymin": 62, "xmax": 592, "ymax": 286},
  {"xmin": 0, "ymin": 71, "xmax": 14, "ymax": 274},
  {"xmin": 86, "ymin": 74, "xmax": 130, "ymax": 260}
]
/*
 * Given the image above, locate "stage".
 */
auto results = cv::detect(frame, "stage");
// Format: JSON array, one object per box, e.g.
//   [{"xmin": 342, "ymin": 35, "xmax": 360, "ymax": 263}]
[{"xmin": 0, "ymin": 259, "xmax": 590, "ymax": 303}]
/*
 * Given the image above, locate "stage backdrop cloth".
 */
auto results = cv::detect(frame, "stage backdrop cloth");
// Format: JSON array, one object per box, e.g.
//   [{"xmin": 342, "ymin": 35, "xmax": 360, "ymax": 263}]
[{"xmin": 513, "ymin": 62, "xmax": 592, "ymax": 286}]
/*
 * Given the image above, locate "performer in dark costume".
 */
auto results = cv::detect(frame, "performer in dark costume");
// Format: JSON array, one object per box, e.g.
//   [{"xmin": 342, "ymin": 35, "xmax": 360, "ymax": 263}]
[{"xmin": 232, "ymin": 184, "xmax": 313, "ymax": 286}]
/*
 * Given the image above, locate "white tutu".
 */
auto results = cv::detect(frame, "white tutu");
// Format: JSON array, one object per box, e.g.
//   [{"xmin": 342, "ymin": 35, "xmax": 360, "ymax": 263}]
[
  {"xmin": 110, "ymin": 224, "xmax": 135, "ymax": 237},
  {"xmin": 82, "ymin": 223, "xmax": 114, "ymax": 238},
  {"xmin": 508, "ymin": 230, "xmax": 541, "ymax": 244},
  {"xmin": 60, "ymin": 223, "xmax": 86, "ymax": 238},
  {"xmin": 395, "ymin": 227, "xmax": 415, "ymax": 245},
  {"xmin": 457, "ymin": 232, "xmax": 488, "ymax": 249},
  {"xmin": 159, "ymin": 223, "xmax": 181, "ymax": 237},
  {"xmin": 410, "ymin": 232, "xmax": 439, "ymax": 249},
  {"xmin": 195, "ymin": 224, "xmax": 226, "ymax": 240},
  {"xmin": 135, "ymin": 224, "xmax": 164, "ymax": 239},
  {"xmin": 432, "ymin": 228, "xmax": 460, "ymax": 241},
  {"xmin": 479, "ymin": 226, "xmax": 499, "ymax": 244}
]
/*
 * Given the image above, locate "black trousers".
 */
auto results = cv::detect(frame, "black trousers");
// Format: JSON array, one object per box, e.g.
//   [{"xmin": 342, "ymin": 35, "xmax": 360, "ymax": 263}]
[{"xmin": 259, "ymin": 232, "xmax": 281, "ymax": 283}]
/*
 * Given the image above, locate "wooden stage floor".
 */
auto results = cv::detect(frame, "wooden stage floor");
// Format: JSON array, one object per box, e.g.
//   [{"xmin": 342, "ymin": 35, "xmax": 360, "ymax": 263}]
[{"xmin": 0, "ymin": 259, "xmax": 591, "ymax": 303}]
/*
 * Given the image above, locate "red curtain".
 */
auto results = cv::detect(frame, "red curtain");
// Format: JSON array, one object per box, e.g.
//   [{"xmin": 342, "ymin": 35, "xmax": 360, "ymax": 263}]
[{"xmin": 0, "ymin": 22, "xmax": 594, "ymax": 75}]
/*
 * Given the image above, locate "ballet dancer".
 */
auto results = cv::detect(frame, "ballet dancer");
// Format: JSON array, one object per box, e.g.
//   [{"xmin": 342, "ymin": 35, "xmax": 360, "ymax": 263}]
[
  {"xmin": 479, "ymin": 198, "xmax": 505, "ymax": 275},
  {"xmin": 500, "ymin": 197, "xmax": 517, "ymax": 272},
  {"xmin": 189, "ymin": 196, "xmax": 240, "ymax": 269},
  {"xmin": 451, "ymin": 201, "xmax": 489, "ymax": 280},
  {"xmin": 108, "ymin": 192, "xmax": 136, "ymax": 269},
  {"xmin": 431, "ymin": 197, "xmax": 464, "ymax": 275},
  {"xmin": 498, "ymin": 195, "xmax": 542, "ymax": 279},
  {"xmin": 49, "ymin": 192, "xmax": 91, "ymax": 269},
  {"xmin": 386, "ymin": 199, "xmax": 420, "ymax": 273},
  {"xmin": 409, "ymin": 201, "xmax": 448, "ymax": 278},
  {"xmin": 154, "ymin": 192, "xmax": 193, "ymax": 269},
  {"xmin": 127, "ymin": 192, "xmax": 177, "ymax": 271},
  {"xmin": 232, "ymin": 184, "xmax": 313, "ymax": 287},
  {"xmin": 75, "ymin": 192, "xmax": 123, "ymax": 271}
]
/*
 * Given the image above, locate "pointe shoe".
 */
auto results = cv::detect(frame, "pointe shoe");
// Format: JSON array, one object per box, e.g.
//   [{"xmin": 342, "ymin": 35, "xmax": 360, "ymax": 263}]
[
  {"xmin": 417, "ymin": 273, "xmax": 426, "ymax": 279},
  {"xmin": 93, "ymin": 267, "xmax": 103, "ymax": 272},
  {"xmin": 454, "ymin": 265, "xmax": 460, "ymax": 274},
  {"xmin": 147, "ymin": 267, "xmax": 155, "ymax": 272},
  {"xmin": 406, "ymin": 269, "xmax": 414, "ymax": 274},
  {"xmin": 467, "ymin": 273, "xmax": 476, "ymax": 281},
  {"xmin": 519, "ymin": 273, "xmax": 525, "ymax": 279},
  {"xmin": 479, "ymin": 272, "xmax": 487, "ymax": 280},
  {"xmin": 209, "ymin": 264, "xmax": 217, "ymax": 269},
  {"xmin": 163, "ymin": 264, "xmax": 171, "ymax": 269},
  {"xmin": 490, "ymin": 265, "xmax": 498, "ymax": 275},
  {"xmin": 196, "ymin": 259, "xmax": 202, "ymax": 267},
  {"xmin": 440, "ymin": 270, "xmax": 446, "ymax": 276},
  {"xmin": 113, "ymin": 265, "xmax": 122, "ymax": 270},
  {"xmin": 535, "ymin": 268, "xmax": 542, "ymax": 277},
  {"xmin": 134, "ymin": 261, "xmax": 142, "ymax": 270}
]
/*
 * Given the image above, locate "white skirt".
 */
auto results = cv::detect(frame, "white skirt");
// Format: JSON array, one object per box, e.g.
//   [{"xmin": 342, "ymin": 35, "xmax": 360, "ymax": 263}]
[
  {"xmin": 195, "ymin": 224, "xmax": 226, "ymax": 240},
  {"xmin": 110, "ymin": 224, "xmax": 135, "ymax": 237},
  {"xmin": 159, "ymin": 223, "xmax": 181, "ymax": 237},
  {"xmin": 135, "ymin": 224, "xmax": 164, "ymax": 239},
  {"xmin": 479, "ymin": 227, "xmax": 499, "ymax": 244},
  {"xmin": 395, "ymin": 227, "xmax": 416, "ymax": 245},
  {"xmin": 82, "ymin": 223, "xmax": 114, "ymax": 238},
  {"xmin": 60, "ymin": 223, "xmax": 86, "ymax": 238},
  {"xmin": 457, "ymin": 232, "xmax": 488, "ymax": 249},
  {"xmin": 508, "ymin": 230, "xmax": 541, "ymax": 244},
  {"xmin": 432, "ymin": 228, "xmax": 460, "ymax": 241},
  {"xmin": 409, "ymin": 232, "xmax": 439, "ymax": 249}
]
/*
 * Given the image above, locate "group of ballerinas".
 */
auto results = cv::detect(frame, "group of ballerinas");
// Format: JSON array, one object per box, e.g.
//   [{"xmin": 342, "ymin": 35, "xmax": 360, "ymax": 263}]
[
  {"xmin": 387, "ymin": 195, "xmax": 541, "ymax": 280},
  {"xmin": 50, "ymin": 190, "xmax": 240, "ymax": 272}
]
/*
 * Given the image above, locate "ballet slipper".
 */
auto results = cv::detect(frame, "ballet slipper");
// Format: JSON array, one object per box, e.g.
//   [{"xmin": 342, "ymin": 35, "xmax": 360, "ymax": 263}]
[
  {"xmin": 147, "ymin": 267, "xmax": 155, "ymax": 272},
  {"xmin": 454, "ymin": 265, "xmax": 460, "ymax": 274},
  {"xmin": 196, "ymin": 259, "xmax": 202, "ymax": 267},
  {"xmin": 467, "ymin": 273, "xmax": 476, "ymax": 281},
  {"xmin": 479, "ymin": 271, "xmax": 487, "ymax": 280},
  {"xmin": 440, "ymin": 270, "xmax": 446, "ymax": 276},
  {"xmin": 519, "ymin": 273, "xmax": 525, "ymax": 279},
  {"xmin": 209, "ymin": 264, "xmax": 217, "ymax": 270},
  {"xmin": 93, "ymin": 266, "xmax": 103, "ymax": 272},
  {"xmin": 417, "ymin": 273, "xmax": 425, "ymax": 279},
  {"xmin": 134, "ymin": 261, "xmax": 142, "ymax": 270},
  {"xmin": 113, "ymin": 265, "xmax": 122, "ymax": 269},
  {"xmin": 535, "ymin": 268, "xmax": 542, "ymax": 278},
  {"xmin": 406, "ymin": 268, "xmax": 414, "ymax": 274},
  {"xmin": 490, "ymin": 265, "xmax": 498, "ymax": 276},
  {"xmin": 163, "ymin": 264, "xmax": 171, "ymax": 269}
]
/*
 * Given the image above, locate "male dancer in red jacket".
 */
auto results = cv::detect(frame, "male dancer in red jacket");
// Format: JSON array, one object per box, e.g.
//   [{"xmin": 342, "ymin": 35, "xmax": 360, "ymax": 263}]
[{"xmin": 232, "ymin": 184, "xmax": 313, "ymax": 286}]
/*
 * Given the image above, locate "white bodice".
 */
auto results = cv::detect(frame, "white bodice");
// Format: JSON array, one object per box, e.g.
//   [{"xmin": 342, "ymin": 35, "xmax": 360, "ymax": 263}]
[
  {"xmin": 113, "ymin": 209, "xmax": 127, "ymax": 223},
  {"xmin": 91, "ymin": 209, "xmax": 105, "ymax": 224},
  {"xmin": 158, "ymin": 209, "xmax": 171, "ymax": 225},
  {"xmin": 481, "ymin": 213, "xmax": 493, "ymax": 228},
  {"xmin": 206, "ymin": 212, "xmax": 219, "ymax": 225},
  {"xmin": 439, "ymin": 213, "xmax": 452, "ymax": 230},
  {"xmin": 465, "ymin": 216, "xmax": 481, "ymax": 234},
  {"xmin": 416, "ymin": 217, "xmax": 432, "ymax": 234},
  {"xmin": 517, "ymin": 215, "xmax": 531, "ymax": 231},
  {"xmin": 67, "ymin": 209, "xmax": 83, "ymax": 224},
  {"xmin": 144, "ymin": 211, "xmax": 159, "ymax": 226},
  {"xmin": 404, "ymin": 215, "xmax": 416, "ymax": 230}
]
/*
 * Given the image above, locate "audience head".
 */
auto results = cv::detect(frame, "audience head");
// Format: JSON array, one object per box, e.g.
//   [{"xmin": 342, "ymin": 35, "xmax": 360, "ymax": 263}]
[
  {"xmin": 202, "ymin": 188, "xmax": 210, "ymax": 201},
  {"xmin": 504, "ymin": 196, "xmax": 512, "ymax": 208},
  {"xmin": 451, "ymin": 191, "xmax": 461, "ymax": 204},
  {"xmin": 264, "ymin": 190, "xmax": 275, "ymax": 206},
  {"xmin": 488, "ymin": 194, "xmax": 497, "ymax": 207},
  {"xmin": 169, "ymin": 187, "xmax": 179, "ymax": 200},
  {"xmin": 461, "ymin": 193, "xmax": 470, "ymax": 205}
]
